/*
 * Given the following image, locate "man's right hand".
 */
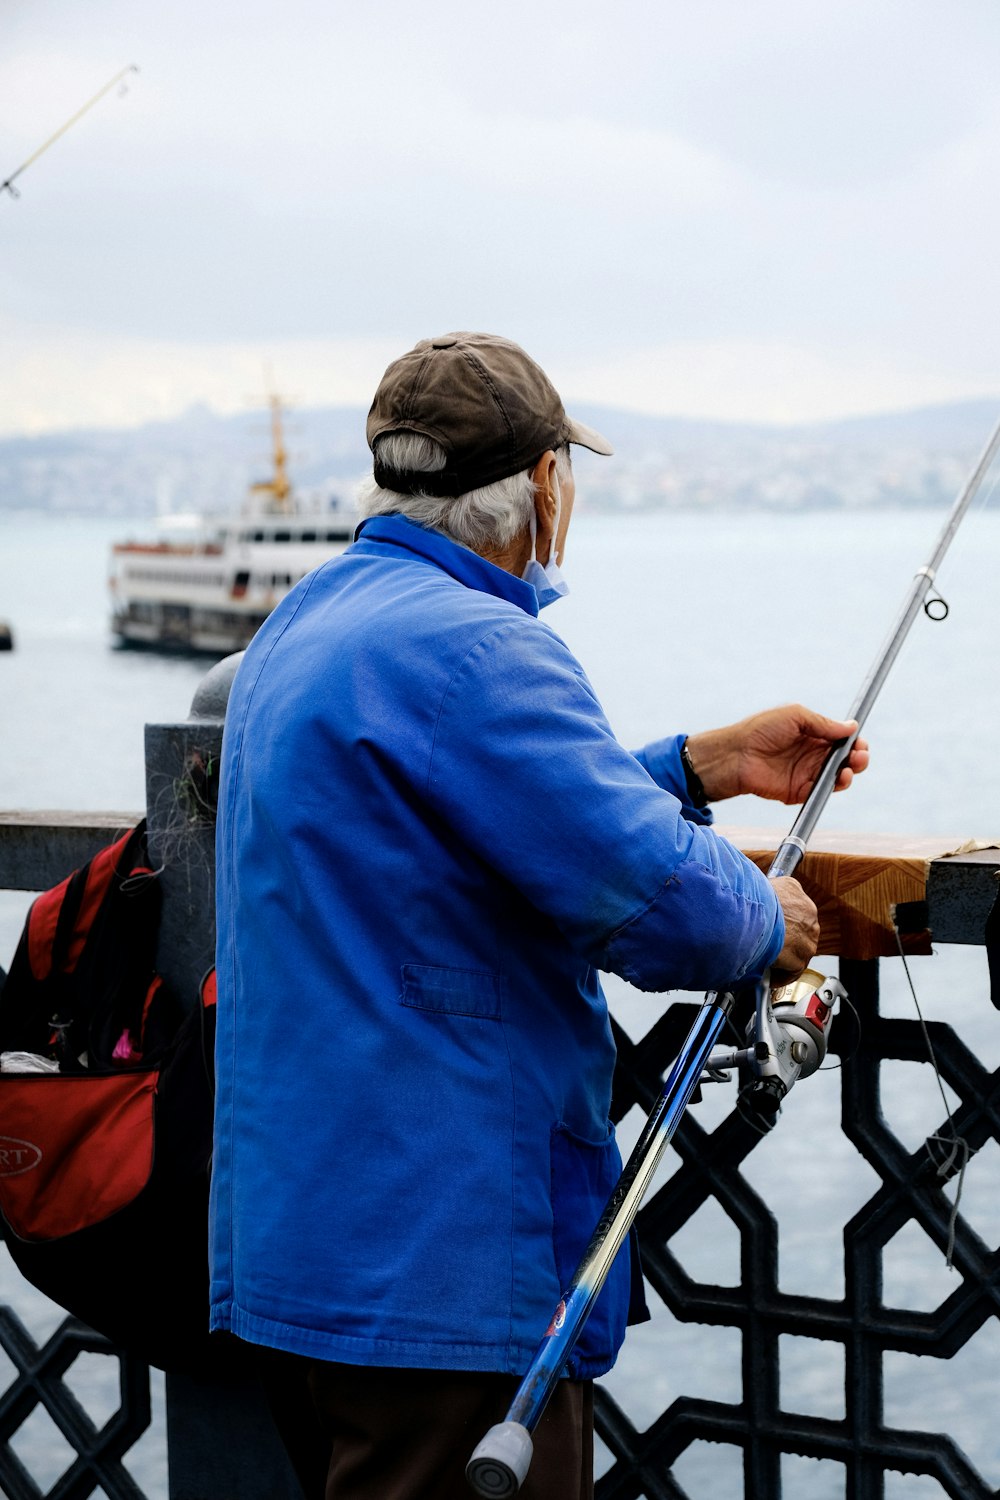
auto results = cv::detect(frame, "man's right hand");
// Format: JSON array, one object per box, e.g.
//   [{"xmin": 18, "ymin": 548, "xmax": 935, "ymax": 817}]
[{"xmin": 769, "ymin": 876, "xmax": 820, "ymax": 983}]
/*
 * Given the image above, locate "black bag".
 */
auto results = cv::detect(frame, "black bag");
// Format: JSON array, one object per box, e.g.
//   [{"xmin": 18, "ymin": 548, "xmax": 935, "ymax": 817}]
[{"xmin": 0, "ymin": 822, "xmax": 236, "ymax": 1375}]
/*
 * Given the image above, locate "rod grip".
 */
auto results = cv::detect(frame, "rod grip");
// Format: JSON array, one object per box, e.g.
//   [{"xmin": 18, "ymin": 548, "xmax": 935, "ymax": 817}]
[{"xmin": 466, "ymin": 1421, "xmax": 534, "ymax": 1496}]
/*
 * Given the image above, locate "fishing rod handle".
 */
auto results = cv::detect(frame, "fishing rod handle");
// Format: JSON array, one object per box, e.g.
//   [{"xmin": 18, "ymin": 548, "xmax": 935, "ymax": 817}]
[
  {"xmin": 466, "ymin": 997, "xmax": 731, "ymax": 1495},
  {"xmin": 467, "ymin": 1423, "xmax": 533, "ymax": 1498}
]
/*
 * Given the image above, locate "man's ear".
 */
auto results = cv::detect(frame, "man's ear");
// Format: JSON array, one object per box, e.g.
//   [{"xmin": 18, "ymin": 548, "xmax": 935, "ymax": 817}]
[{"xmin": 529, "ymin": 450, "xmax": 558, "ymax": 559}]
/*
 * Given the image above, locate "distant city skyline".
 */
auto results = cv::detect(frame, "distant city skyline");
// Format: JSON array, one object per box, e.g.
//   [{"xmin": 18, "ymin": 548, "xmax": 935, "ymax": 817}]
[
  {"xmin": 3, "ymin": 0, "xmax": 999, "ymax": 435},
  {"xmin": 4, "ymin": 391, "xmax": 994, "ymax": 521}
]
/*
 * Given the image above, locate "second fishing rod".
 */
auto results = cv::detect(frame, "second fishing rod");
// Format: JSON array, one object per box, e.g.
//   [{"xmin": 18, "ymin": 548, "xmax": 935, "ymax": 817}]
[{"xmin": 466, "ymin": 409, "xmax": 1000, "ymax": 1498}]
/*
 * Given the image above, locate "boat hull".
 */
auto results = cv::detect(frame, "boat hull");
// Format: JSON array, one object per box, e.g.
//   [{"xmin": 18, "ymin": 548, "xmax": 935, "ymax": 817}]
[
  {"xmin": 111, "ymin": 602, "xmax": 271, "ymax": 656},
  {"xmin": 108, "ymin": 392, "xmax": 354, "ymax": 657}
]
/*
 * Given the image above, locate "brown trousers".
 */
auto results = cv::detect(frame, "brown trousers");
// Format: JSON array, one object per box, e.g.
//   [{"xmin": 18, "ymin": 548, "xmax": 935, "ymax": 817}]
[{"xmin": 255, "ymin": 1346, "xmax": 594, "ymax": 1500}]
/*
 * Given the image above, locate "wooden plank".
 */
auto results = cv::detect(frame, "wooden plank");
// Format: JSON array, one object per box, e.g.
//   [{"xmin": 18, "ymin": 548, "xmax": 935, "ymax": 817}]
[{"xmin": 716, "ymin": 825, "xmax": 1000, "ymax": 948}]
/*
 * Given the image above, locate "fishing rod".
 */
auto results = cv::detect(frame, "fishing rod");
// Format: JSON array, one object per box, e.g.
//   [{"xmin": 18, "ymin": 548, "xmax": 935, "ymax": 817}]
[
  {"xmin": 2, "ymin": 65, "xmax": 138, "ymax": 199},
  {"xmin": 466, "ymin": 408, "xmax": 1000, "ymax": 1498}
]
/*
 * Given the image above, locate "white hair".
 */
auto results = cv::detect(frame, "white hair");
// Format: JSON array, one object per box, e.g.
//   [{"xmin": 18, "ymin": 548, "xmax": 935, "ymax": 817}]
[{"xmin": 357, "ymin": 433, "xmax": 572, "ymax": 554}]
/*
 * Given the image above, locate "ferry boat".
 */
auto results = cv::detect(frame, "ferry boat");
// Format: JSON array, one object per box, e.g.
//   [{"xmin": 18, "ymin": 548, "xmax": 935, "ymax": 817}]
[{"xmin": 110, "ymin": 397, "xmax": 355, "ymax": 654}]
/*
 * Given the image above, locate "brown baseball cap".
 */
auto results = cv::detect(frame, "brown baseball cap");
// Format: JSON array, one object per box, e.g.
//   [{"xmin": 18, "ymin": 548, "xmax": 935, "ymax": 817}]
[{"xmin": 367, "ymin": 332, "xmax": 613, "ymax": 497}]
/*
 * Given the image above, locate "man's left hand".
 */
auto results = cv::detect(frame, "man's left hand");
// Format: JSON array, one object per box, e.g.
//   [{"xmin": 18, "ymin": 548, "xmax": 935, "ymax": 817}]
[{"xmin": 684, "ymin": 705, "xmax": 870, "ymax": 805}]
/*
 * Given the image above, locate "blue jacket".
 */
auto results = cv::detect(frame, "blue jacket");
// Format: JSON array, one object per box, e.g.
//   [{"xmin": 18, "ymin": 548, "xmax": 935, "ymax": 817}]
[{"xmin": 210, "ymin": 515, "xmax": 784, "ymax": 1378}]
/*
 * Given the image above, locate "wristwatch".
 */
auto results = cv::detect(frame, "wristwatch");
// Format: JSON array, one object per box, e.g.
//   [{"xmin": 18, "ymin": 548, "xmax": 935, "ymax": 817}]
[{"xmin": 680, "ymin": 738, "xmax": 709, "ymax": 809}]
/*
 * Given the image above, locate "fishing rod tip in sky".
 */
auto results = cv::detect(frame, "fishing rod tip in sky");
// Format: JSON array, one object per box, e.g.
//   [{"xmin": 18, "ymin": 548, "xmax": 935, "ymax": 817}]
[{"xmin": 1, "ymin": 63, "xmax": 140, "ymax": 200}]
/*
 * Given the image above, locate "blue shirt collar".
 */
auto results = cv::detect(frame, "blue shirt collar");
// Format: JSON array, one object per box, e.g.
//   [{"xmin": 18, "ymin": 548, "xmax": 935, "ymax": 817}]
[{"xmin": 351, "ymin": 514, "xmax": 540, "ymax": 617}]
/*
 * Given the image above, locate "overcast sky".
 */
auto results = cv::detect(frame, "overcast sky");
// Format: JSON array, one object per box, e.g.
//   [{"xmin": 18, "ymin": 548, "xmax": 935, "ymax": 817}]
[{"xmin": 2, "ymin": 0, "xmax": 999, "ymax": 435}]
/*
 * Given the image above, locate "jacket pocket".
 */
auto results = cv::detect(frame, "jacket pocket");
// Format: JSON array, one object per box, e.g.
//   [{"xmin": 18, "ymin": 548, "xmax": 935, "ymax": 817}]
[
  {"xmin": 550, "ymin": 1120, "xmax": 630, "ymax": 1374},
  {"xmin": 400, "ymin": 964, "xmax": 503, "ymax": 1020}
]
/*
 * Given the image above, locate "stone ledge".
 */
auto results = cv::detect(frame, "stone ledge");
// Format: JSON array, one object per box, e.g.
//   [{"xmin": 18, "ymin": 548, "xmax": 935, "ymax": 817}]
[
  {"xmin": 1, "ymin": 815, "xmax": 997, "ymax": 949},
  {"xmin": 0, "ymin": 812, "xmax": 143, "ymax": 892}
]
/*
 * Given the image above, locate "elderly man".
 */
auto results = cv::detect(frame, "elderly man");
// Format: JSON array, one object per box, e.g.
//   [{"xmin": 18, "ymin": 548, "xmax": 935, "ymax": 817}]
[{"xmin": 210, "ymin": 332, "xmax": 867, "ymax": 1499}]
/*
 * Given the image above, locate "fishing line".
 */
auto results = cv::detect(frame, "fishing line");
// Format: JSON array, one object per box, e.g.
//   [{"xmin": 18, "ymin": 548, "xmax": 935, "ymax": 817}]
[
  {"xmin": 817, "ymin": 989, "xmax": 861, "ymax": 1072},
  {"xmin": 892, "ymin": 921, "xmax": 968, "ymax": 1270}
]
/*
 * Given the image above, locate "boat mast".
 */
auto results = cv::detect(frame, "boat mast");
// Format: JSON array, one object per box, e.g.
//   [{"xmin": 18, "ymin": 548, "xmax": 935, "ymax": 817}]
[
  {"xmin": 248, "ymin": 393, "xmax": 293, "ymax": 513},
  {"xmin": 268, "ymin": 394, "xmax": 292, "ymax": 511}
]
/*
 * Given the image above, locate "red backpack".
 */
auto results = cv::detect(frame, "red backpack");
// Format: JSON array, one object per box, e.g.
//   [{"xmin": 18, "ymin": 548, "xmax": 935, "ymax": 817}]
[{"xmin": 0, "ymin": 823, "xmax": 235, "ymax": 1374}]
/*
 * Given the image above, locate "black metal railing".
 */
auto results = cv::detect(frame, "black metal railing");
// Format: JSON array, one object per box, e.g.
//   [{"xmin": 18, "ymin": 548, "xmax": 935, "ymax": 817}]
[
  {"xmin": 596, "ymin": 949, "xmax": 1000, "ymax": 1500},
  {"xmin": 1, "ymin": 778, "xmax": 997, "ymax": 1497},
  {"xmin": 0, "ymin": 1309, "xmax": 150, "ymax": 1500}
]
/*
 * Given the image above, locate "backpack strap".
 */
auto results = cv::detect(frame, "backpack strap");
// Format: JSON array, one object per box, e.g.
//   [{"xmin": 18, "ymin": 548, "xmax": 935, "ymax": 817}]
[
  {"xmin": 30, "ymin": 823, "xmax": 146, "ymax": 982},
  {"xmin": 0, "ymin": 821, "xmax": 168, "ymax": 1067}
]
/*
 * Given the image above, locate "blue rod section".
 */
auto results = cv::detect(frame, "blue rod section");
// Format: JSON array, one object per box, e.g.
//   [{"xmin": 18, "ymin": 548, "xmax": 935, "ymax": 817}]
[{"xmin": 505, "ymin": 999, "xmax": 730, "ymax": 1434}]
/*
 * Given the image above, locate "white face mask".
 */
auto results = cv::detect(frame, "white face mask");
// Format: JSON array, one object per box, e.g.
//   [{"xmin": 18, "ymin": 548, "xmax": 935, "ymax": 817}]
[{"xmin": 521, "ymin": 481, "xmax": 569, "ymax": 609}]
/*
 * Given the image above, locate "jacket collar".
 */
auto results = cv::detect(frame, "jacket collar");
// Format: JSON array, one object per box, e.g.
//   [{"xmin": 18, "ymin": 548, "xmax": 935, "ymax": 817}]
[{"xmin": 351, "ymin": 515, "xmax": 540, "ymax": 617}]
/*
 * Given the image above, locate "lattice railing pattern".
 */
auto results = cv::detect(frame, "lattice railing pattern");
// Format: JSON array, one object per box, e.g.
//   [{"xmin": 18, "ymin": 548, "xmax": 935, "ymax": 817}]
[
  {"xmin": 595, "ymin": 957, "xmax": 1000, "ymax": 1500},
  {"xmin": 0, "ymin": 1307, "xmax": 150, "ymax": 1500},
  {"xmin": 0, "ymin": 956, "xmax": 997, "ymax": 1499}
]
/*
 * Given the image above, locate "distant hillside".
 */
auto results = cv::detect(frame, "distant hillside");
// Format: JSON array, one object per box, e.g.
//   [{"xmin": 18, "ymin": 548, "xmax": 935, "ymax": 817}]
[
  {"xmin": 0, "ymin": 404, "xmax": 368, "ymax": 518},
  {"xmin": 1, "ymin": 397, "xmax": 997, "ymax": 516},
  {"xmin": 571, "ymin": 397, "xmax": 1000, "ymax": 454}
]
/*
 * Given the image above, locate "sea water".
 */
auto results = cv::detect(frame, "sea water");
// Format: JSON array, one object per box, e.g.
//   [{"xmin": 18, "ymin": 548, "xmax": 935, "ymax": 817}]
[{"xmin": 1, "ymin": 506, "xmax": 998, "ymax": 1498}]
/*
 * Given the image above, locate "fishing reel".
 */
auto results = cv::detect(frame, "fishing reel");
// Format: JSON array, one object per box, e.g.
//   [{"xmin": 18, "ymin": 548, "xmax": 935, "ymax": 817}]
[{"xmin": 703, "ymin": 968, "xmax": 844, "ymax": 1123}]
